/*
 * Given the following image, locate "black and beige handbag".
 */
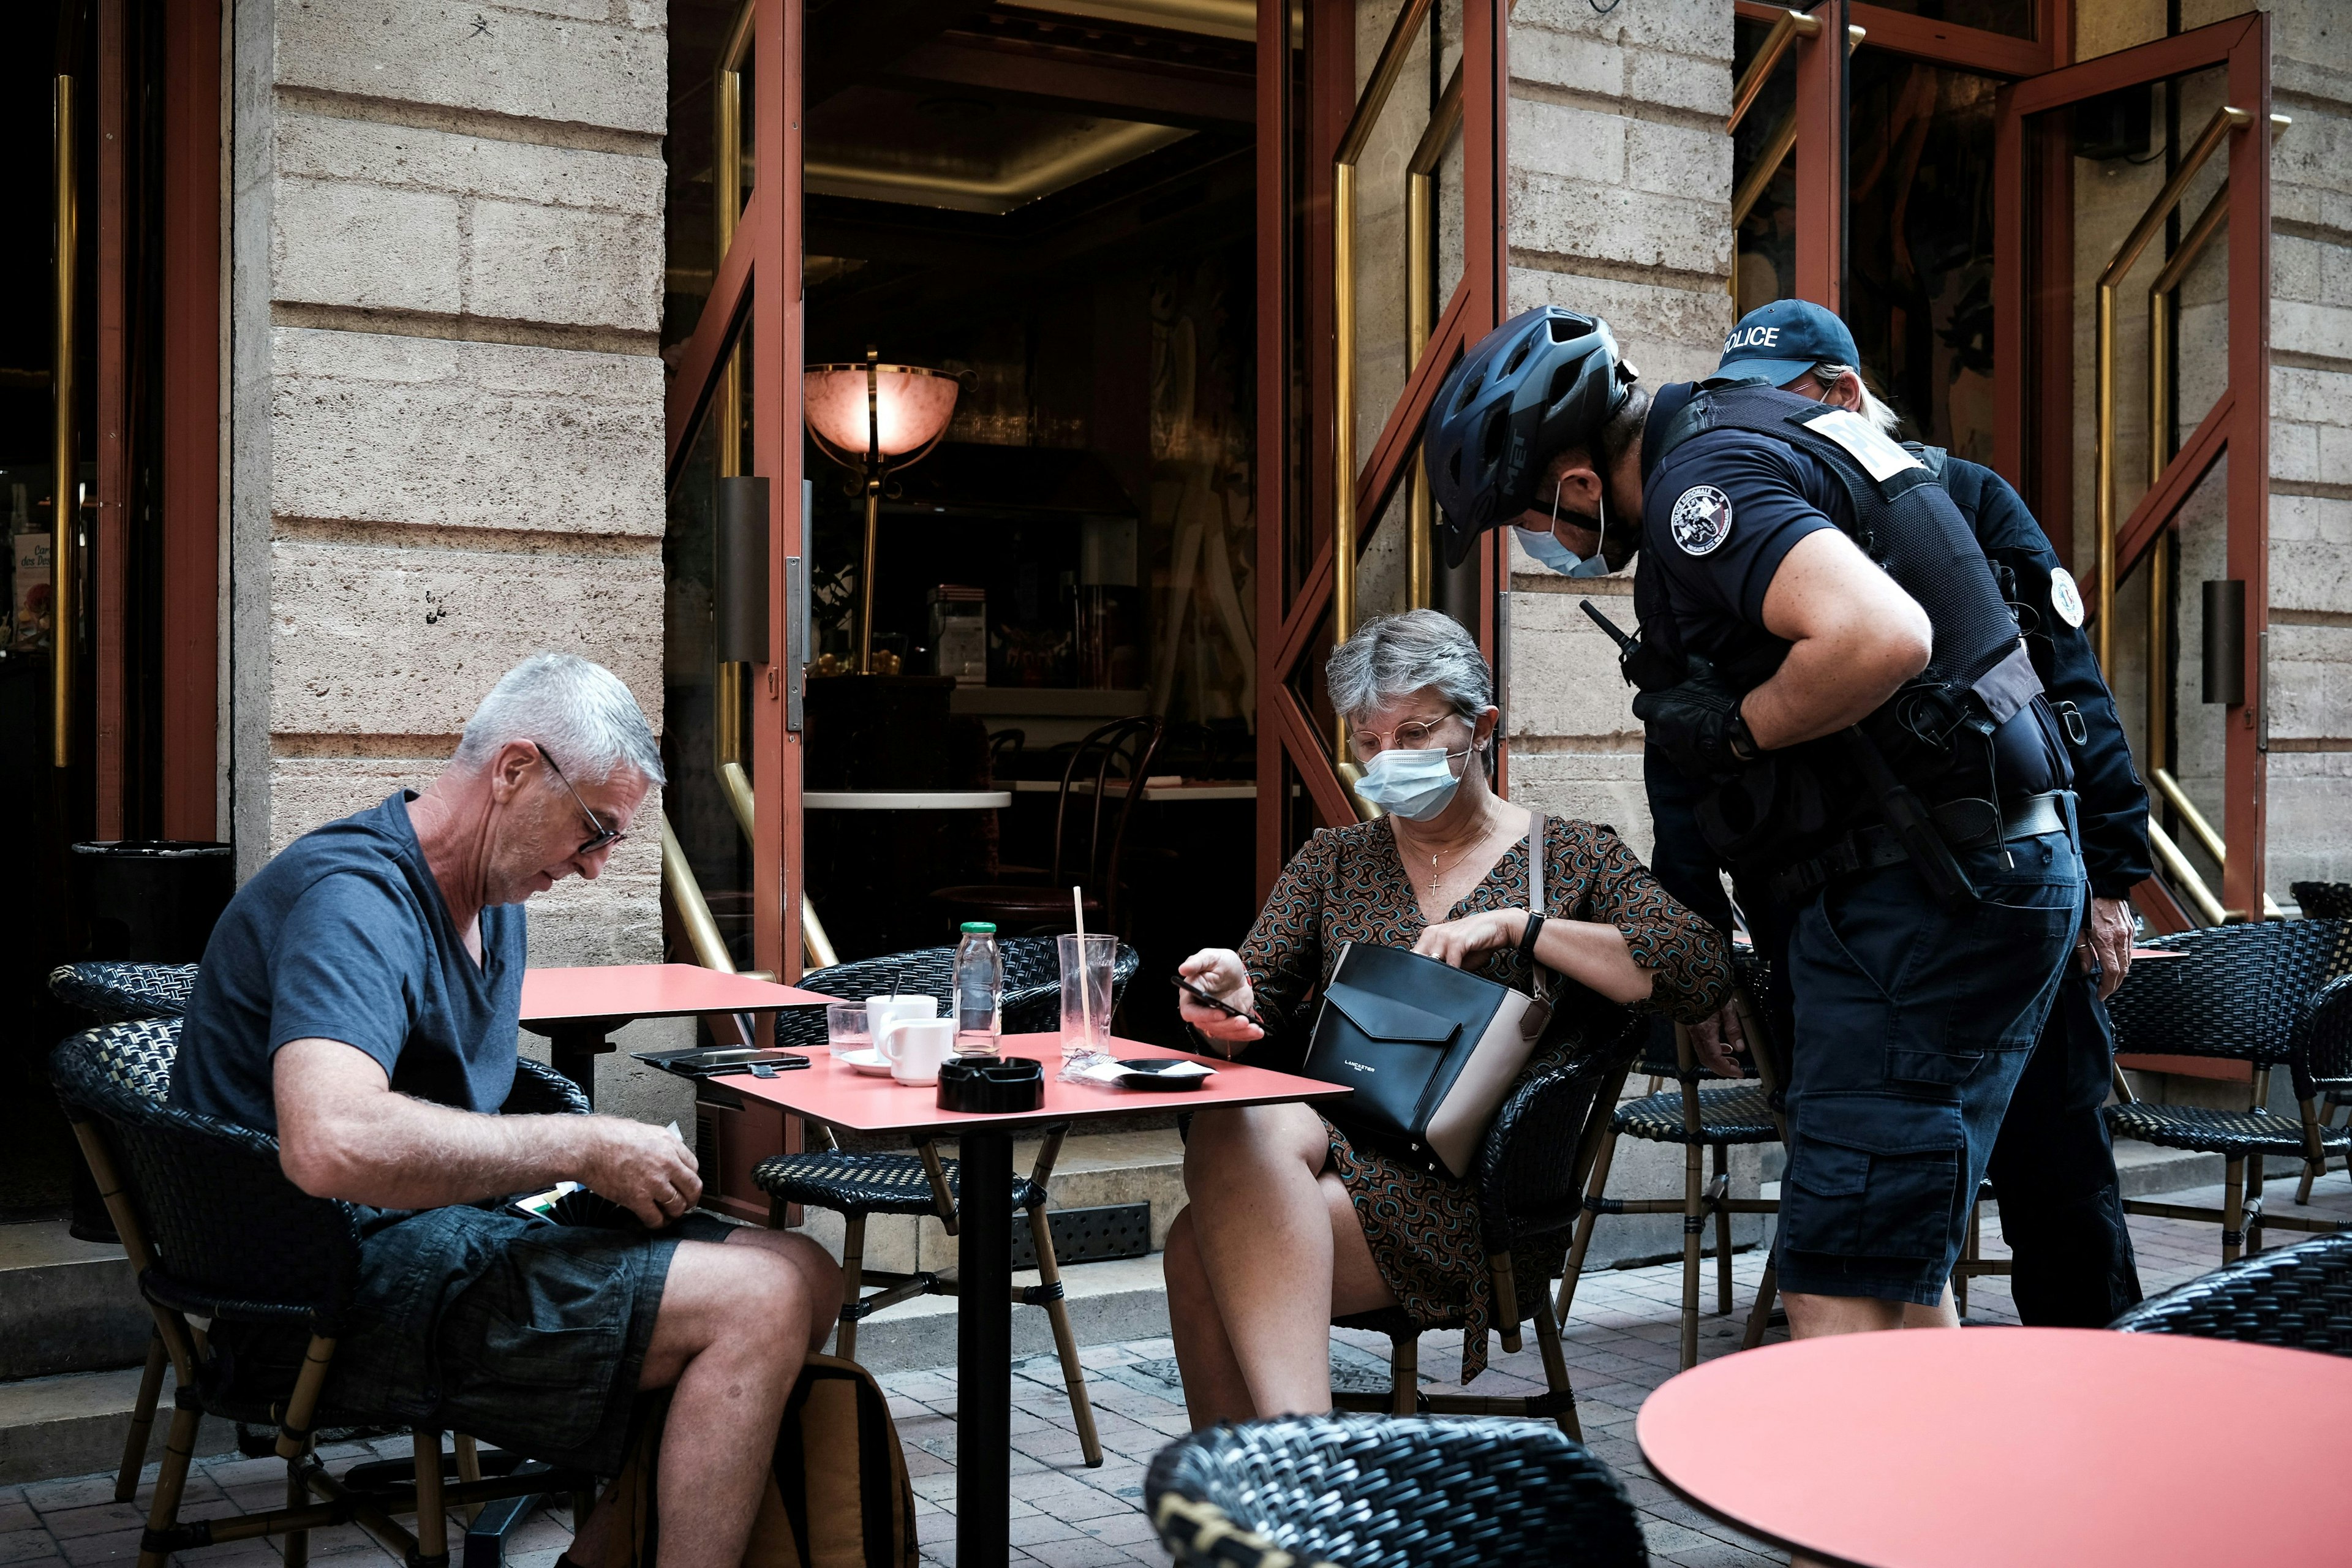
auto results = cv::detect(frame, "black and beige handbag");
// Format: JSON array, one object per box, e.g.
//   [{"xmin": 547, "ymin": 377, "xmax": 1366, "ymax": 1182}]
[{"xmin": 1302, "ymin": 812, "xmax": 1557, "ymax": 1180}]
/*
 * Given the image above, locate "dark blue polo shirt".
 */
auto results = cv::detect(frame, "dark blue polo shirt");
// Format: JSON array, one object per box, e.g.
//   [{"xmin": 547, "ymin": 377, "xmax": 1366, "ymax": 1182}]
[
  {"xmin": 172, "ymin": 791, "xmax": 525, "ymax": 1134},
  {"xmin": 1631, "ymin": 380, "xmax": 1854, "ymax": 692}
]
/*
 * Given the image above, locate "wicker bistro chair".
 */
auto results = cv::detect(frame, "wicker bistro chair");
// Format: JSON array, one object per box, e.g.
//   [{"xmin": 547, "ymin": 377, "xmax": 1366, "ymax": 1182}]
[
  {"xmin": 48, "ymin": 961, "xmax": 200, "ymax": 1023},
  {"xmin": 2103, "ymin": 921, "xmax": 2352, "ymax": 1264},
  {"xmin": 53, "ymin": 1020, "xmax": 597, "ymax": 1568},
  {"xmin": 2288, "ymin": 886, "xmax": 2352, "ymax": 1200},
  {"xmin": 1553, "ymin": 978, "xmax": 1785, "ymax": 1371},
  {"xmin": 1325, "ymin": 1011, "xmax": 1643, "ymax": 1440},
  {"xmin": 770, "ymin": 935, "xmax": 1101, "ymax": 1051},
  {"xmin": 1144, "ymin": 1414, "xmax": 1649, "ymax": 1568},
  {"xmin": 753, "ymin": 941, "xmax": 1142, "ymax": 1469},
  {"xmin": 2109, "ymin": 1230, "xmax": 2352, "ymax": 1355}
]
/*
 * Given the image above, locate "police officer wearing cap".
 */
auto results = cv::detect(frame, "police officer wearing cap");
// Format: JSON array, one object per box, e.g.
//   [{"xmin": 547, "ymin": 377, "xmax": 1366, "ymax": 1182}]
[
  {"xmin": 1681, "ymin": 299, "xmax": 2146, "ymax": 1327},
  {"xmin": 1425, "ymin": 304, "xmax": 2085, "ymax": 1340}
]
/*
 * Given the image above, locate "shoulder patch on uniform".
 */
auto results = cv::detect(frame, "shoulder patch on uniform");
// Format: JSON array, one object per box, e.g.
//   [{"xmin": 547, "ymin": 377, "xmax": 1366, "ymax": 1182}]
[
  {"xmin": 2049, "ymin": 567, "xmax": 2085, "ymax": 628},
  {"xmin": 1668, "ymin": 485, "xmax": 1734, "ymax": 556}
]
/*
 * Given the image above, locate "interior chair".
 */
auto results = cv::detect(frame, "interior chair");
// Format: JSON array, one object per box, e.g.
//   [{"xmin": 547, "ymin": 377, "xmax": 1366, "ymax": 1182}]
[
  {"xmin": 1553, "ymin": 976, "xmax": 1785, "ymax": 1369},
  {"xmin": 1327, "ymin": 1012, "xmax": 1644, "ymax": 1440},
  {"xmin": 48, "ymin": 960, "xmax": 199, "ymax": 1023},
  {"xmin": 1144, "ymin": 1414, "xmax": 1649, "ymax": 1568},
  {"xmin": 932, "ymin": 714, "xmax": 1164, "ymax": 934},
  {"xmin": 2109, "ymin": 1229, "xmax": 2352, "ymax": 1355},
  {"xmin": 754, "ymin": 941, "xmax": 1141, "ymax": 1469},
  {"xmin": 53, "ymin": 1019, "xmax": 595, "ymax": 1568},
  {"xmin": 2105, "ymin": 922, "xmax": 2352, "ymax": 1264}
]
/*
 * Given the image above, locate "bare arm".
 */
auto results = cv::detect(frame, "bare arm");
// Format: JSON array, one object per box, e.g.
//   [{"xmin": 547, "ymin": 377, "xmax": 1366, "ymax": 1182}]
[
  {"xmin": 1412, "ymin": 911, "xmax": 1656, "ymax": 1005},
  {"xmin": 273, "ymin": 1039, "xmax": 701, "ymax": 1226},
  {"xmin": 1741, "ymin": 527, "xmax": 1933, "ymax": 750}
]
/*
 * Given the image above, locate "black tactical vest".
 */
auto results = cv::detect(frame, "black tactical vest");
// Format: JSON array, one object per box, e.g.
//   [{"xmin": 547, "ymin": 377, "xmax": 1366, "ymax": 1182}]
[{"xmin": 1649, "ymin": 380, "xmax": 2070, "ymax": 872}]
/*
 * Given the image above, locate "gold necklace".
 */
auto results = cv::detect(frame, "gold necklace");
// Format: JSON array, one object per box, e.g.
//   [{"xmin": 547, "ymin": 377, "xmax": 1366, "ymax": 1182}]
[{"xmin": 1418, "ymin": 811, "xmax": 1509, "ymax": 896}]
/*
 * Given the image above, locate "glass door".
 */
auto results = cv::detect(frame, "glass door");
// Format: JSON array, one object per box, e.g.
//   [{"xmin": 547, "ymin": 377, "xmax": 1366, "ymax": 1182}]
[
  {"xmin": 1253, "ymin": 0, "xmax": 1506, "ymax": 890},
  {"xmin": 1993, "ymin": 13, "xmax": 2275, "ymax": 927}
]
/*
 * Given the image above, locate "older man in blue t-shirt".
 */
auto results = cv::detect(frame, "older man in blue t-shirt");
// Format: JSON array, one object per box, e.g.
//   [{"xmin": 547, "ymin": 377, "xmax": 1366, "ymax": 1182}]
[{"xmin": 173, "ymin": 653, "xmax": 837, "ymax": 1568}]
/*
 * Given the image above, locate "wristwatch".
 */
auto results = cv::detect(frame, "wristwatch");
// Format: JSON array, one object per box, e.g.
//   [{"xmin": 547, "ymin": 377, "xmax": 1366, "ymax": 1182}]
[
  {"xmin": 1517, "ymin": 910, "xmax": 1548, "ymax": 962},
  {"xmin": 1726, "ymin": 702, "xmax": 1761, "ymax": 764}
]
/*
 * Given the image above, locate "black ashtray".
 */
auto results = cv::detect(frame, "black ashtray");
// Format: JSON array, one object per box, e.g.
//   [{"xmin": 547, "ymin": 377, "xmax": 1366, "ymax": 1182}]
[{"xmin": 937, "ymin": 1055, "xmax": 1044, "ymax": 1114}]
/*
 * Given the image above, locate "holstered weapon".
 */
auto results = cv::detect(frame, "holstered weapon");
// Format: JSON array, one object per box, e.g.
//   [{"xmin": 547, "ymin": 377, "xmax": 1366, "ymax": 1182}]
[{"xmin": 1841, "ymin": 725, "xmax": 1977, "ymax": 911}]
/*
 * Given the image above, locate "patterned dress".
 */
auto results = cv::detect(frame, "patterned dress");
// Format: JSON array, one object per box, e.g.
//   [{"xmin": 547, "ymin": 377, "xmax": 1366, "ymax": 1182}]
[{"xmin": 1235, "ymin": 815, "xmax": 1729, "ymax": 1380}]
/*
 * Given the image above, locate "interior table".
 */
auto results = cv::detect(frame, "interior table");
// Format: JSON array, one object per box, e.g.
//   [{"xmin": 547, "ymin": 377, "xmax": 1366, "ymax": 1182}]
[
  {"xmin": 1637, "ymin": 1325, "xmax": 2352, "ymax": 1566},
  {"xmin": 802, "ymin": 790, "xmax": 1012, "ymax": 810},
  {"xmin": 518, "ymin": 964, "xmax": 837, "ymax": 1105},
  {"xmin": 699, "ymin": 1031, "xmax": 1349, "ymax": 1568}
]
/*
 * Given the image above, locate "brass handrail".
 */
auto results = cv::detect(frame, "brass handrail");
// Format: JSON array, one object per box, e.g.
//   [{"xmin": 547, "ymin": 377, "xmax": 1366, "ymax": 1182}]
[
  {"xmin": 661, "ymin": 810, "xmax": 739, "ymax": 973},
  {"xmin": 2147, "ymin": 818, "xmax": 2229, "ymax": 928},
  {"xmin": 1728, "ymin": 8, "xmax": 1819, "ymax": 135},
  {"xmin": 2092, "ymin": 102, "xmax": 2248, "ymax": 672},
  {"xmin": 2150, "ymin": 767, "xmax": 2280, "ymax": 921}
]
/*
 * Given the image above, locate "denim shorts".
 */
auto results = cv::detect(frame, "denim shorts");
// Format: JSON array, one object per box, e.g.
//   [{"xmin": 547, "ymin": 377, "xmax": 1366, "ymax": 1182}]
[
  {"xmin": 1771, "ymin": 829, "xmax": 2083, "ymax": 1306},
  {"xmin": 216, "ymin": 1200, "xmax": 734, "ymax": 1475}
]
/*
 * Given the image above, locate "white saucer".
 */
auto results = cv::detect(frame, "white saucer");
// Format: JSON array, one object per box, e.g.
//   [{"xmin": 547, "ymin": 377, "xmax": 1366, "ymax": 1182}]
[{"xmin": 839, "ymin": 1049, "xmax": 895, "ymax": 1076}]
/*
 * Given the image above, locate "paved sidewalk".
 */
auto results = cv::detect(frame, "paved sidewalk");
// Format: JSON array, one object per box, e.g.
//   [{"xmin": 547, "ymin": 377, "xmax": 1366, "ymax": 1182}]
[{"xmin": 7, "ymin": 1168, "xmax": 2348, "ymax": 1568}]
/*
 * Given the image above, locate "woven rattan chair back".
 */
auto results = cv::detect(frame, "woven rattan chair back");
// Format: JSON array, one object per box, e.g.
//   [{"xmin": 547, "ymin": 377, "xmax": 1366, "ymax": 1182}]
[
  {"xmin": 51, "ymin": 1022, "xmax": 364, "ymax": 1329},
  {"xmin": 2296, "ymin": 974, "xmax": 2352, "ymax": 1101},
  {"xmin": 49, "ymin": 962, "xmax": 200, "ymax": 1024},
  {"xmin": 775, "ymin": 938, "xmax": 1139, "ymax": 1049},
  {"xmin": 2106, "ymin": 919, "xmax": 2352, "ymax": 1068},
  {"xmin": 1144, "ymin": 1414, "xmax": 1649, "ymax": 1568},
  {"xmin": 2111, "ymin": 1231, "xmax": 2352, "ymax": 1355},
  {"xmin": 2293, "ymin": 882, "xmax": 2352, "ymax": 921}
]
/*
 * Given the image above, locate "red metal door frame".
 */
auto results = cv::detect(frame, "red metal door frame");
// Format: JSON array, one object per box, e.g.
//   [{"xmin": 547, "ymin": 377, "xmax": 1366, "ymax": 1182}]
[
  {"xmin": 1253, "ymin": 0, "xmax": 1509, "ymax": 897},
  {"xmin": 1992, "ymin": 12, "xmax": 2273, "ymax": 921}
]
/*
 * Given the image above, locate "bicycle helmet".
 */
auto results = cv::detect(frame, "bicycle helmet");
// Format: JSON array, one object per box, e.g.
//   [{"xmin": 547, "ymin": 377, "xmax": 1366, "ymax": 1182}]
[{"xmin": 1425, "ymin": 307, "xmax": 1638, "ymax": 567}]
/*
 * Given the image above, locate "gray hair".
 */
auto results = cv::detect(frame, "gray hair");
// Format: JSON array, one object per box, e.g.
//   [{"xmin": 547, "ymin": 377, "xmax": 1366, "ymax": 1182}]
[
  {"xmin": 1813, "ymin": 363, "xmax": 1903, "ymax": 436},
  {"xmin": 453, "ymin": 653, "xmax": 666, "ymax": 786},
  {"xmin": 1326, "ymin": 609, "xmax": 1494, "ymax": 723}
]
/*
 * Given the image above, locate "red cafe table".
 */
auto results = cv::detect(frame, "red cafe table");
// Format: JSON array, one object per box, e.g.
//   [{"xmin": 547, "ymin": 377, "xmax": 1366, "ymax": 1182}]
[
  {"xmin": 519, "ymin": 963, "xmax": 838, "ymax": 1104},
  {"xmin": 1638, "ymin": 1326, "xmax": 2352, "ymax": 1566},
  {"xmin": 700, "ymin": 1031, "xmax": 1349, "ymax": 1568}
]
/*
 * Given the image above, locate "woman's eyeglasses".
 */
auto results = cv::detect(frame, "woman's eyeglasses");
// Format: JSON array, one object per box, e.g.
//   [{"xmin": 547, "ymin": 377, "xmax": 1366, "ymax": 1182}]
[
  {"xmin": 1347, "ymin": 714, "xmax": 1468, "ymax": 764},
  {"xmin": 535, "ymin": 744, "xmax": 627, "ymax": 855}
]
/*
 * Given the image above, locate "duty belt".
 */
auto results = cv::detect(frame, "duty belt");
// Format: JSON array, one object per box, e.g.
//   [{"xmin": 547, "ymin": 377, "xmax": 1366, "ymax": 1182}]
[{"xmin": 1768, "ymin": 790, "xmax": 2070, "ymax": 906}]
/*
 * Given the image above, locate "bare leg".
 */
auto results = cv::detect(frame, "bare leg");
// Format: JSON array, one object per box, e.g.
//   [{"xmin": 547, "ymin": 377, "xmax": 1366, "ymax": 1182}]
[
  {"xmin": 1901, "ymin": 1283, "xmax": 1960, "ymax": 1329},
  {"xmin": 1170, "ymin": 1104, "xmax": 1395, "ymax": 1425},
  {"xmin": 1781, "ymin": 1290, "xmax": 1904, "ymax": 1338},
  {"xmin": 569, "ymin": 1229, "xmax": 838, "ymax": 1568}
]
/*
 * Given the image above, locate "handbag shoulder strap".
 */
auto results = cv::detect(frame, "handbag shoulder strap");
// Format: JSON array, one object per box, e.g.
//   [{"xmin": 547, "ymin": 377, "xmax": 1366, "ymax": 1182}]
[{"xmin": 1526, "ymin": 811, "xmax": 1555, "ymax": 1003}]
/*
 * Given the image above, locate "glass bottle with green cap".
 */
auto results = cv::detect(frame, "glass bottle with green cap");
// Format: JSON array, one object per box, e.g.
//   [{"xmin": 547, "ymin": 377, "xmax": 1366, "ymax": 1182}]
[{"xmin": 952, "ymin": 920, "xmax": 1003, "ymax": 1058}]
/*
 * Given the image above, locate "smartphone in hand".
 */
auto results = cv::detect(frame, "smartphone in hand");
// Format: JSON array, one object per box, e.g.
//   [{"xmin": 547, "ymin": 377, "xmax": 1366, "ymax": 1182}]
[{"xmin": 1172, "ymin": 973, "xmax": 1262, "ymax": 1028}]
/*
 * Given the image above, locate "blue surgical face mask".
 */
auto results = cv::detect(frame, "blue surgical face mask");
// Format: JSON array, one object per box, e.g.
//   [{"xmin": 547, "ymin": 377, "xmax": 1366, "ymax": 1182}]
[
  {"xmin": 1515, "ymin": 477, "xmax": 1614, "ymax": 578},
  {"xmin": 1353, "ymin": 740, "xmax": 1475, "ymax": 821}
]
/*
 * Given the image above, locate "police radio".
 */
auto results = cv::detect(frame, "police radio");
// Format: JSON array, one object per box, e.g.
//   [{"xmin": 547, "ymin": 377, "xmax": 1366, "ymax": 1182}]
[{"xmin": 1579, "ymin": 599, "xmax": 1683, "ymax": 693}]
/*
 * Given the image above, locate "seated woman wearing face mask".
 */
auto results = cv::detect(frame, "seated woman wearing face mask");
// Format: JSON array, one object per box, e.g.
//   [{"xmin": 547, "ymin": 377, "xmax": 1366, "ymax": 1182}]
[{"xmin": 1167, "ymin": 609, "xmax": 1728, "ymax": 1423}]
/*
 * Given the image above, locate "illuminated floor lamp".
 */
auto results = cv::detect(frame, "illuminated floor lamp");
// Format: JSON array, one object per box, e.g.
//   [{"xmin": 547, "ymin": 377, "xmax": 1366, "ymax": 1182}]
[{"xmin": 804, "ymin": 349, "xmax": 962, "ymax": 675}]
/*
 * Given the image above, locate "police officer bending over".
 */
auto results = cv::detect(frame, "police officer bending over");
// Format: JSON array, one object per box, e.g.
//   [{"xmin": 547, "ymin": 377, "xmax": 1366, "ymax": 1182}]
[
  {"xmin": 1427, "ymin": 304, "xmax": 2086, "ymax": 1338},
  {"xmin": 1684, "ymin": 300, "xmax": 2147, "ymax": 1326}
]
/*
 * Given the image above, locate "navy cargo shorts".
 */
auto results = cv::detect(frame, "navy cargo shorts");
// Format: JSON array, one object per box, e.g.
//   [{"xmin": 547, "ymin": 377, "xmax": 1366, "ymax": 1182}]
[
  {"xmin": 212, "ymin": 1197, "xmax": 735, "ymax": 1476},
  {"xmin": 1772, "ymin": 827, "xmax": 2084, "ymax": 1306}
]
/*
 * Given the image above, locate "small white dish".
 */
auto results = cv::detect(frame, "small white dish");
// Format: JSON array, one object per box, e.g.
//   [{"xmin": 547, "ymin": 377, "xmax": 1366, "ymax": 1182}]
[{"xmin": 840, "ymin": 1049, "xmax": 894, "ymax": 1077}]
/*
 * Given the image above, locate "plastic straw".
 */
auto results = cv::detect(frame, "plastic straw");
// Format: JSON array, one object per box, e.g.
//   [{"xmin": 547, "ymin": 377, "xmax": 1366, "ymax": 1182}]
[{"xmin": 1072, "ymin": 886, "xmax": 1093, "ymax": 1047}]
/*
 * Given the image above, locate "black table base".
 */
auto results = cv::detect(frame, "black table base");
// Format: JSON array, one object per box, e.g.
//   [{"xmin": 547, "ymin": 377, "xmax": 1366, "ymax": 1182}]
[{"xmin": 956, "ymin": 1128, "xmax": 1014, "ymax": 1568}]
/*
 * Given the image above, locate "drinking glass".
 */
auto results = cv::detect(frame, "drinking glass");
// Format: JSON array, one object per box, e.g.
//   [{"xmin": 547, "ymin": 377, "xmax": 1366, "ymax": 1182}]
[
  {"xmin": 1058, "ymin": 932, "xmax": 1117, "ymax": 1063},
  {"xmin": 825, "ymin": 1003, "xmax": 871, "ymax": 1058}
]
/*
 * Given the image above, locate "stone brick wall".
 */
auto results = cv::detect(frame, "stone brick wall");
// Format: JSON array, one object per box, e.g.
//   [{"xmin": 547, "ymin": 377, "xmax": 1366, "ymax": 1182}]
[
  {"xmin": 1499, "ymin": 0, "xmax": 1735, "ymax": 859},
  {"xmin": 228, "ymin": 0, "xmax": 685, "ymax": 1112}
]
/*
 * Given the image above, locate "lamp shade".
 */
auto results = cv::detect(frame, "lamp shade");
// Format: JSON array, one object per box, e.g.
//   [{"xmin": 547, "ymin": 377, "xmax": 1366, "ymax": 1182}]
[{"xmin": 803, "ymin": 361, "xmax": 961, "ymax": 466}]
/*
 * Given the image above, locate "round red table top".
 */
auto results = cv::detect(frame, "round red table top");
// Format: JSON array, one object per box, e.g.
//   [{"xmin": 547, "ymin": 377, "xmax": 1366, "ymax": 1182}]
[{"xmin": 1637, "ymin": 1327, "xmax": 2352, "ymax": 1567}]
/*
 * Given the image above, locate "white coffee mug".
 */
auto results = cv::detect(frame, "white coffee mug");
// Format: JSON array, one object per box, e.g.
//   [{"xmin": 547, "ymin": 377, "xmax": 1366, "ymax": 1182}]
[
  {"xmin": 867, "ymin": 993, "xmax": 938, "ymax": 1044},
  {"xmin": 883, "ymin": 1018, "xmax": 954, "ymax": 1086}
]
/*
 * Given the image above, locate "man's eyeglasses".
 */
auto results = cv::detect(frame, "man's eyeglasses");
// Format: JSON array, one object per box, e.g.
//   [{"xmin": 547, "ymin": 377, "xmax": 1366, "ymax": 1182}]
[
  {"xmin": 535, "ymin": 744, "xmax": 627, "ymax": 856},
  {"xmin": 1347, "ymin": 714, "xmax": 1468, "ymax": 764}
]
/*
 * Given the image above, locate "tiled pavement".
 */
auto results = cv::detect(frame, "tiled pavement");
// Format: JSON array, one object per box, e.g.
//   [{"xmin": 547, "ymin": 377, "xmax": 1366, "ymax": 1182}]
[{"xmin": 9, "ymin": 1168, "xmax": 2350, "ymax": 1568}]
